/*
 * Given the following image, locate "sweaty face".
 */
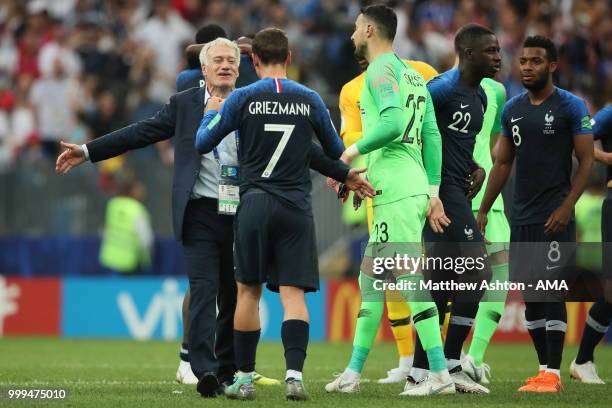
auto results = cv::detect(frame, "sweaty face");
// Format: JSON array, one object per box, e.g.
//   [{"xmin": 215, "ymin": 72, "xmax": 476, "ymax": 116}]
[
  {"xmin": 351, "ymin": 14, "xmax": 369, "ymax": 62},
  {"xmin": 519, "ymin": 47, "xmax": 553, "ymax": 91},
  {"xmin": 202, "ymin": 44, "xmax": 239, "ymax": 89},
  {"xmin": 470, "ymin": 34, "xmax": 502, "ymax": 78}
]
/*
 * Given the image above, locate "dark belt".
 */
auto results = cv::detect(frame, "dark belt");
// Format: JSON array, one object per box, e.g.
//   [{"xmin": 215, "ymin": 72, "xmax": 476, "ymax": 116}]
[{"xmin": 188, "ymin": 196, "xmax": 218, "ymax": 208}]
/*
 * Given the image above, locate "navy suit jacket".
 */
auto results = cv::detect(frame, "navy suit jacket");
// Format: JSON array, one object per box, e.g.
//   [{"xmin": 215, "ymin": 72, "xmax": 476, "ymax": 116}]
[{"xmin": 86, "ymin": 86, "xmax": 349, "ymax": 241}]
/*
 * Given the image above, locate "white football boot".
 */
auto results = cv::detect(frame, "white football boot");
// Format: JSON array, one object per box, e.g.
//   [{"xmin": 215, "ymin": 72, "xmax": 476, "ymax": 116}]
[
  {"xmin": 175, "ymin": 360, "xmax": 198, "ymax": 385},
  {"xmin": 450, "ymin": 368, "xmax": 490, "ymax": 394},
  {"xmin": 461, "ymin": 355, "xmax": 491, "ymax": 385},
  {"xmin": 325, "ymin": 371, "xmax": 360, "ymax": 393},
  {"xmin": 569, "ymin": 359, "xmax": 605, "ymax": 384},
  {"xmin": 399, "ymin": 371, "xmax": 455, "ymax": 396},
  {"xmin": 377, "ymin": 367, "xmax": 411, "ymax": 384}
]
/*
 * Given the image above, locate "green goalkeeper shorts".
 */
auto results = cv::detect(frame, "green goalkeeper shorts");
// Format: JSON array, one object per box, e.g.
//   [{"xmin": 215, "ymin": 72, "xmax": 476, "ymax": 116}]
[
  {"xmin": 367, "ymin": 195, "xmax": 428, "ymax": 258},
  {"xmin": 472, "ymin": 209, "xmax": 510, "ymax": 255}
]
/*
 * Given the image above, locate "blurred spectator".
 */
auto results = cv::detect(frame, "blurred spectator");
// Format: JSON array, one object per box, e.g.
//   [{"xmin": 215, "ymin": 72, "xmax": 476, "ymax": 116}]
[
  {"xmin": 38, "ymin": 24, "xmax": 81, "ymax": 78},
  {"xmin": 127, "ymin": 81, "xmax": 168, "ymax": 164},
  {"xmin": 15, "ymin": 27, "xmax": 42, "ymax": 79},
  {"xmin": 414, "ymin": 0, "xmax": 456, "ymax": 33},
  {"xmin": 99, "ymin": 173, "xmax": 153, "ymax": 275},
  {"xmin": 133, "ymin": 0, "xmax": 193, "ymax": 100},
  {"xmin": 30, "ymin": 56, "xmax": 79, "ymax": 158},
  {"xmin": 6, "ymin": 75, "xmax": 36, "ymax": 161},
  {"xmin": 0, "ymin": 0, "xmax": 607, "ymax": 170},
  {"xmin": 575, "ymin": 170, "xmax": 606, "ymax": 272},
  {"xmin": 80, "ymin": 90, "xmax": 125, "ymax": 140}
]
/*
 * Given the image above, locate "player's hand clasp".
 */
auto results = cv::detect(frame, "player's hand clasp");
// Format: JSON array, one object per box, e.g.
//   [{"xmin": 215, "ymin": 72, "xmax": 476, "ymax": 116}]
[
  {"xmin": 205, "ymin": 96, "xmax": 224, "ymax": 112},
  {"xmin": 427, "ymin": 197, "xmax": 451, "ymax": 233},
  {"xmin": 466, "ymin": 167, "xmax": 486, "ymax": 199}
]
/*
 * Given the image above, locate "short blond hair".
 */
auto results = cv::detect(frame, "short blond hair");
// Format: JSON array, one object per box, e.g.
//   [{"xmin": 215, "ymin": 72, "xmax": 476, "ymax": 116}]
[{"xmin": 199, "ymin": 38, "xmax": 241, "ymax": 67}]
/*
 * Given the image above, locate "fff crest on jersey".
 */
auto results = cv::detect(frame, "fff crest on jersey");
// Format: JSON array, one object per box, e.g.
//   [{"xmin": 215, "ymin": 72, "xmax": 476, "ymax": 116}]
[{"xmin": 544, "ymin": 110, "xmax": 555, "ymax": 135}]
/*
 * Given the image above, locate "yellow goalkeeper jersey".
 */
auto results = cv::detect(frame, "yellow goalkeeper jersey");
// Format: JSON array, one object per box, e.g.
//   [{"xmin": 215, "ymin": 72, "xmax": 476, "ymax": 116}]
[{"xmin": 339, "ymin": 60, "xmax": 438, "ymax": 146}]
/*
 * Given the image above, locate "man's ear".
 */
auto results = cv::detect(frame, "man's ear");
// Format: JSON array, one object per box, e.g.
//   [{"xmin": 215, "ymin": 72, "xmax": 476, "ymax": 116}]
[
  {"xmin": 366, "ymin": 23, "xmax": 373, "ymax": 38},
  {"xmin": 252, "ymin": 53, "xmax": 261, "ymax": 68},
  {"xmin": 464, "ymin": 47, "xmax": 473, "ymax": 61},
  {"xmin": 201, "ymin": 64, "xmax": 207, "ymax": 78},
  {"xmin": 549, "ymin": 61, "xmax": 558, "ymax": 73},
  {"xmin": 286, "ymin": 50, "xmax": 292, "ymax": 66}
]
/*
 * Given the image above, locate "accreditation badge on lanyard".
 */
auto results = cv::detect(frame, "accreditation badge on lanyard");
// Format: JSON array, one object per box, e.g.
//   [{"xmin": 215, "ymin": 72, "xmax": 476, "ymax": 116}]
[{"xmin": 216, "ymin": 131, "xmax": 240, "ymax": 215}]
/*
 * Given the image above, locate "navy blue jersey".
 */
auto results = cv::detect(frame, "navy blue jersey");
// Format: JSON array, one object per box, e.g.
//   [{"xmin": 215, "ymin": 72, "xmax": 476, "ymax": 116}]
[
  {"xmin": 501, "ymin": 88, "xmax": 592, "ymax": 225},
  {"xmin": 427, "ymin": 68, "xmax": 487, "ymax": 189},
  {"xmin": 176, "ymin": 68, "xmax": 204, "ymax": 92},
  {"xmin": 592, "ymin": 105, "xmax": 612, "ymax": 182},
  {"xmin": 195, "ymin": 77, "xmax": 344, "ymax": 212},
  {"xmin": 236, "ymin": 54, "xmax": 259, "ymax": 88}
]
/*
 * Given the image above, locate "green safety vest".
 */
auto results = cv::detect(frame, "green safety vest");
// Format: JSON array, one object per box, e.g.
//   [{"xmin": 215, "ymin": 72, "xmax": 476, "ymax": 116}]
[
  {"xmin": 575, "ymin": 191, "xmax": 604, "ymax": 271},
  {"xmin": 99, "ymin": 196, "xmax": 152, "ymax": 273}
]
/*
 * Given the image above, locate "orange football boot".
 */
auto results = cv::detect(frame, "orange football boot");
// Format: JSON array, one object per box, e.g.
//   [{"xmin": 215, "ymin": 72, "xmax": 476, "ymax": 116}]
[
  {"xmin": 517, "ymin": 370, "xmax": 545, "ymax": 392},
  {"xmin": 535, "ymin": 372, "xmax": 562, "ymax": 393}
]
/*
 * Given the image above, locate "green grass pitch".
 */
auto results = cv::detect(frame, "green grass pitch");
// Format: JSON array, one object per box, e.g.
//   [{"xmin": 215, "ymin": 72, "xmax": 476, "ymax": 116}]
[{"xmin": 1, "ymin": 338, "xmax": 611, "ymax": 407}]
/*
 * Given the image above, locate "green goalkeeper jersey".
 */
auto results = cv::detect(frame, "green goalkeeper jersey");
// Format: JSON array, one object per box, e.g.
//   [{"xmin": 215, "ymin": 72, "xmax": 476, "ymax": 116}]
[
  {"xmin": 471, "ymin": 77, "xmax": 506, "ymax": 211},
  {"xmin": 356, "ymin": 52, "xmax": 441, "ymax": 207}
]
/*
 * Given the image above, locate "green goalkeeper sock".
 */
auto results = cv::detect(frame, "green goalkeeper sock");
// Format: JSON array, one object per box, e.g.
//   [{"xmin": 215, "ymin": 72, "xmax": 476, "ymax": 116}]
[
  {"xmin": 348, "ymin": 273, "xmax": 384, "ymax": 373},
  {"xmin": 396, "ymin": 274, "xmax": 446, "ymax": 372},
  {"xmin": 469, "ymin": 263, "xmax": 509, "ymax": 366}
]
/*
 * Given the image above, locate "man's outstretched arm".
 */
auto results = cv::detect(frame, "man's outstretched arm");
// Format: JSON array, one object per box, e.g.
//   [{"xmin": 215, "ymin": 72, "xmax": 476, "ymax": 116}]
[{"xmin": 56, "ymin": 94, "xmax": 177, "ymax": 174}]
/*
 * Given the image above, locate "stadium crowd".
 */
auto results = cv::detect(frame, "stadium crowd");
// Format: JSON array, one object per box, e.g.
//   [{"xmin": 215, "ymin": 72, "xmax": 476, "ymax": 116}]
[{"xmin": 0, "ymin": 0, "xmax": 609, "ymax": 171}]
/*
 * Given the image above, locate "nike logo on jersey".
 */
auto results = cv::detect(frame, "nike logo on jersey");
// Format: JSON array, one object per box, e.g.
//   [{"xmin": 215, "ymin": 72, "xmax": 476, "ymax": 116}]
[
  {"xmin": 546, "ymin": 265, "xmax": 560, "ymax": 270},
  {"xmin": 460, "ymin": 103, "xmax": 469, "ymax": 109},
  {"xmin": 511, "ymin": 117, "xmax": 523, "ymax": 123}
]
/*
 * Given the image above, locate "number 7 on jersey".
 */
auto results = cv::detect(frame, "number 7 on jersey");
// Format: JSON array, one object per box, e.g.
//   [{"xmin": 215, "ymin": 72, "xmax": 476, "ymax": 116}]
[{"xmin": 262, "ymin": 124, "xmax": 296, "ymax": 178}]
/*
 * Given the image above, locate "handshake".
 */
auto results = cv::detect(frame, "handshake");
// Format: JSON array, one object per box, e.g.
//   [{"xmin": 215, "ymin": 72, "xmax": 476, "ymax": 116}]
[{"xmin": 327, "ymin": 168, "xmax": 375, "ymax": 209}]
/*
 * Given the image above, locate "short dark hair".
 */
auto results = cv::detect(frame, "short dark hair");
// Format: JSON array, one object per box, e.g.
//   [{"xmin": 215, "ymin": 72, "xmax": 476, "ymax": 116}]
[
  {"xmin": 195, "ymin": 24, "xmax": 227, "ymax": 44},
  {"xmin": 186, "ymin": 45, "xmax": 202, "ymax": 69},
  {"xmin": 454, "ymin": 23, "xmax": 496, "ymax": 54},
  {"xmin": 252, "ymin": 28, "xmax": 289, "ymax": 64},
  {"xmin": 523, "ymin": 35, "xmax": 558, "ymax": 62},
  {"xmin": 361, "ymin": 4, "xmax": 397, "ymax": 42}
]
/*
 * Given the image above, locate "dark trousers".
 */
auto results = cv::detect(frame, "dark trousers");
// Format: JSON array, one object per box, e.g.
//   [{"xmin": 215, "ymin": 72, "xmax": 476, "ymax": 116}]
[{"xmin": 182, "ymin": 197, "xmax": 237, "ymax": 381}]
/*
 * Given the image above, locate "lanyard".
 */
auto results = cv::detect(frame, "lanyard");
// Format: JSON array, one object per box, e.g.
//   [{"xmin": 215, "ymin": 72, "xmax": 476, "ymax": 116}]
[{"xmin": 211, "ymin": 130, "xmax": 239, "ymax": 164}]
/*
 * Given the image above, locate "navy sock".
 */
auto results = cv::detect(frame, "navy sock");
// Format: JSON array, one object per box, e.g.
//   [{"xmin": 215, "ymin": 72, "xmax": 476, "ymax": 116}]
[
  {"xmin": 525, "ymin": 302, "xmax": 548, "ymax": 366},
  {"xmin": 576, "ymin": 301, "xmax": 612, "ymax": 364},
  {"xmin": 545, "ymin": 302, "xmax": 567, "ymax": 370},
  {"xmin": 180, "ymin": 342, "xmax": 189, "ymax": 362},
  {"xmin": 234, "ymin": 330, "xmax": 260, "ymax": 373},
  {"xmin": 444, "ymin": 303, "xmax": 478, "ymax": 361},
  {"xmin": 281, "ymin": 320, "xmax": 309, "ymax": 373}
]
